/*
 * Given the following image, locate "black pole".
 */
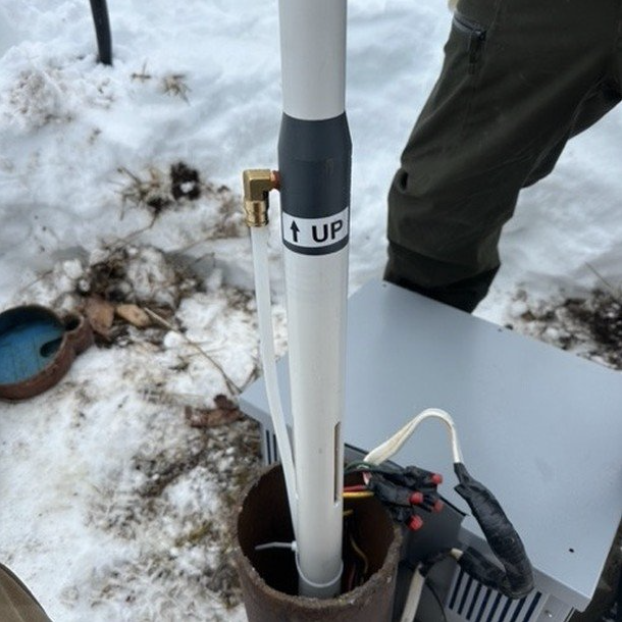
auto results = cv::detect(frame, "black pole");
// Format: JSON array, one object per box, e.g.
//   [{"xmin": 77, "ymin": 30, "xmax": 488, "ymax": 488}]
[{"xmin": 89, "ymin": 0, "xmax": 112, "ymax": 65}]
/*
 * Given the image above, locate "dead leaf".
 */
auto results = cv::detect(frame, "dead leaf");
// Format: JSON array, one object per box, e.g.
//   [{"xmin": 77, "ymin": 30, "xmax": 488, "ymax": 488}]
[
  {"xmin": 185, "ymin": 395, "xmax": 241, "ymax": 428},
  {"xmin": 116, "ymin": 304, "xmax": 151, "ymax": 328},
  {"xmin": 214, "ymin": 394, "xmax": 237, "ymax": 411},
  {"xmin": 84, "ymin": 296, "xmax": 115, "ymax": 338}
]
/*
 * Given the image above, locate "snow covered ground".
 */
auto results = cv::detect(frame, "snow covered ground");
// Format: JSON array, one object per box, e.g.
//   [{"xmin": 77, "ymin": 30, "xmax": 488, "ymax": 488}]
[{"xmin": 0, "ymin": 1, "xmax": 620, "ymax": 620}]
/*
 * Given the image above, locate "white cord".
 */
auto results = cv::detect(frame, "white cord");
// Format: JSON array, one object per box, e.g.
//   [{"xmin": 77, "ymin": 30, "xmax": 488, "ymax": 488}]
[
  {"xmin": 399, "ymin": 565, "xmax": 426, "ymax": 622},
  {"xmin": 363, "ymin": 407, "xmax": 463, "ymax": 467},
  {"xmin": 250, "ymin": 227, "xmax": 298, "ymax": 540},
  {"xmin": 255, "ymin": 541, "xmax": 297, "ymax": 552}
]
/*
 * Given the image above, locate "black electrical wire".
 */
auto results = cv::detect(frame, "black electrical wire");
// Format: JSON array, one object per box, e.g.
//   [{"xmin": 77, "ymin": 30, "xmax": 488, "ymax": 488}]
[
  {"xmin": 453, "ymin": 463, "xmax": 534, "ymax": 599},
  {"xmin": 89, "ymin": 0, "xmax": 113, "ymax": 65},
  {"xmin": 342, "ymin": 512, "xmax": 369, "ymax": 592},
  {"xmin": 424, "ymin": 581, "xmax": 448, "ymax": 622},
  {"xmin": 615, "ymin": 569, "xmax": 621, "ymax": 622}
]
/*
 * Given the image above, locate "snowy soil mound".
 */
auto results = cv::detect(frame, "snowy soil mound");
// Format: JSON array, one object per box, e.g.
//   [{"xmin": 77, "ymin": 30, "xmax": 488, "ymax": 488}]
[{"xmin": 507, "ymin": 288, "xmax": 622, "ymax": 372}]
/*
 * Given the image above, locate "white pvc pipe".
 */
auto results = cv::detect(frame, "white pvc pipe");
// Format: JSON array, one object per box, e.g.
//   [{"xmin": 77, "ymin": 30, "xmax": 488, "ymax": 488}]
[
  {"xmin": 278, "ymin": 0, "xmax": 347, "ymax": 120},
  {"xmin": 277, "ymin": 0, "xmax": 350, "ymax": 598},
  {"xmin": 250, "ymin": 226, "xmax": 299, "ymax": 538},
  {"xmin": 284, "ymin": 245, "xmax": 349, "ymax": 597}
]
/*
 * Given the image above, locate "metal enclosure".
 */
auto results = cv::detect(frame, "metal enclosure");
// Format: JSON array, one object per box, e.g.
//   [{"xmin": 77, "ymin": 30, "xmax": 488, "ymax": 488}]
[{"xmin": 240, "ymin": 280, "xmax": 622, "ymax": 622}]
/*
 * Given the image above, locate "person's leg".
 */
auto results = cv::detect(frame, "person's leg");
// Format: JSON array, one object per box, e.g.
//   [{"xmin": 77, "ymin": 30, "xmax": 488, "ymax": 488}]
[
  {"xmin": 0, "ymin": 565, "xmax": 52, "ymax": 622},
  {"xmin": 384, "ymin": 252, "xmax": 498, "ymax": 313},
  {"xmin": 386, "ymin": 0, "xmax": 621, "ymax": 311}
]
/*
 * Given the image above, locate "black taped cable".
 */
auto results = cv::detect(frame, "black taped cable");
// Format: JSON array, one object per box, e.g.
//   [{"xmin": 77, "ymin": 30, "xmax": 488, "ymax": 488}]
[
  {"xmin": 454, "ymin": 463, "xmax": 534, "ymax": 599},
  {"xmin": 615, "ymin": 568, "xmax": 621, "ymax": 622},
  {"xmin": 89, "ymin": 0, "xmax": 112, "ymax": 65}
]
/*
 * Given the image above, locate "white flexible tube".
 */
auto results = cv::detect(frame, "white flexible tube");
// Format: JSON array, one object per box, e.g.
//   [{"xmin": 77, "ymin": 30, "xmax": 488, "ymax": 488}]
[
  {"xmin": 250, "ymin": 226, "xmax": 298, "ymax": 538},
  {"xmin": 364, "ymin": 408, "xmax": 463, "ymax": 467},
  {"xmin": 399, "ymin": 565, "xmax": 425, "ymax": 622}
]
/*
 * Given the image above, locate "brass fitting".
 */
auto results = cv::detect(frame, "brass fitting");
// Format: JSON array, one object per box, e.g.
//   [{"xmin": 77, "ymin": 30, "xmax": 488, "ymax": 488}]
[{"xmin": 242, "ymin": 169, "xmax": 279, "ymax": 227}]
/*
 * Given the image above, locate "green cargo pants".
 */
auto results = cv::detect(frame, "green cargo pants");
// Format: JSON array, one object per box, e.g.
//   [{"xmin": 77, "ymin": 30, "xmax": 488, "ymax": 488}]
[
  {"xmin": 385, "ymin": 0, "xmax": 622, "ymax": 312},
  {"xmin": 386, "ymin": 1, "xmax": 622, "ymax": 618}
]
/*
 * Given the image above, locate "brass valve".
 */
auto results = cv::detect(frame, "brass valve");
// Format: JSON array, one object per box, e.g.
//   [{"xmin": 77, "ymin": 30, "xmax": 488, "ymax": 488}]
[{"xmin": 242, "ymin": 169, "xmax": 280, "ymax": 227}]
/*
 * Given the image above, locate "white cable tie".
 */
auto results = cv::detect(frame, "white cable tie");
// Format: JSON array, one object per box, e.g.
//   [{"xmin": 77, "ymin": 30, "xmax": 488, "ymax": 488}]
[
  {"xmin": 450, "ymin": 548, "xmax": 464, "ymax": 561},
  {"xmin": 255, "ymin": 541, "xmax": 298, "ymax": 552}
]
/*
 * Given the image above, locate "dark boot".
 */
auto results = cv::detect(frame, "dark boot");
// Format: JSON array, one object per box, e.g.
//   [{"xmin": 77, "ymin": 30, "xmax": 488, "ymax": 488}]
[
  {"xmin": 0, "ymin": 564, "xmax": 52, "ymax": 622},
  {"xmin": 384, "ymin": 243, "xmax": 499, "ymax": 313}
]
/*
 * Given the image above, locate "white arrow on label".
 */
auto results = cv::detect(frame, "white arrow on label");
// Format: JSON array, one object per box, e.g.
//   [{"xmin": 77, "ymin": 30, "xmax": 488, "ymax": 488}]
[{"xmin": 281, "ymin": 206, "xmax": 350, "ymax": 249}]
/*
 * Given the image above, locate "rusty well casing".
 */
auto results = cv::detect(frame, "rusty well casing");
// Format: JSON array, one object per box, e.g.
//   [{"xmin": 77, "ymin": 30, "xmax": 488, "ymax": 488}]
[{"xmin": 234, "ymin": 465, "xmax": 402, "ymax": 622}]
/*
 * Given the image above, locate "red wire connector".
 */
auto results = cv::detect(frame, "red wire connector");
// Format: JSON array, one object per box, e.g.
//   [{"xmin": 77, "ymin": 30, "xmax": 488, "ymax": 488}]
[
  {"xmin": 408, "ymin": 515, "xmax": 424, "ymax": 531},
  {"xmin": 409, "ymin": 492, "xmax": 424, "ymax": 505}
]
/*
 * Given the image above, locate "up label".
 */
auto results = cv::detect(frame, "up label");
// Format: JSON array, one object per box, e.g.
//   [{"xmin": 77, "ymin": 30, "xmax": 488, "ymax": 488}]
[{"xmin": 281, "ymin": 207, "xmax": 350, "ymax": 255}]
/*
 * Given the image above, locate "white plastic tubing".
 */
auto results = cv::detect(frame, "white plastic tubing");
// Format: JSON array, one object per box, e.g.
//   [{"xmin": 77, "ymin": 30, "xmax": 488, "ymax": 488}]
[
  {"xmin": 364, "ymin": 408, "xmax": 464, "ymax": 467},
  {"xmin": 250, "ymin": 226, "xmax": 299, "ymax": 536}
]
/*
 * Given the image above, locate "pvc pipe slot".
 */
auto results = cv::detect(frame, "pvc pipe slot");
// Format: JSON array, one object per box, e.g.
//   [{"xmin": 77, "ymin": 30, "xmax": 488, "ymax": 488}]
[{"xmin": 284, "ymin": 247, "xmax": 348, "ymax": 597}]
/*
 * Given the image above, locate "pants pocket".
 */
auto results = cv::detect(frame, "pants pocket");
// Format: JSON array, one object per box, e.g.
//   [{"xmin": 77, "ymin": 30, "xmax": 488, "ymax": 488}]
[{"xmin": 452, "ymin": 11, "xmax": 487, "ymax": 74}]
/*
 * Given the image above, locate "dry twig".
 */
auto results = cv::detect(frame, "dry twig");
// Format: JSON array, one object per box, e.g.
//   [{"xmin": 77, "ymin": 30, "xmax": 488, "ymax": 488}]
[
  {"xmin": 143, "ymin": 307, "xmax": 240, "ymax": 394},
  {"xmin": 586, "ymin": 263, "xmax": 622, "ymax": 303}
]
